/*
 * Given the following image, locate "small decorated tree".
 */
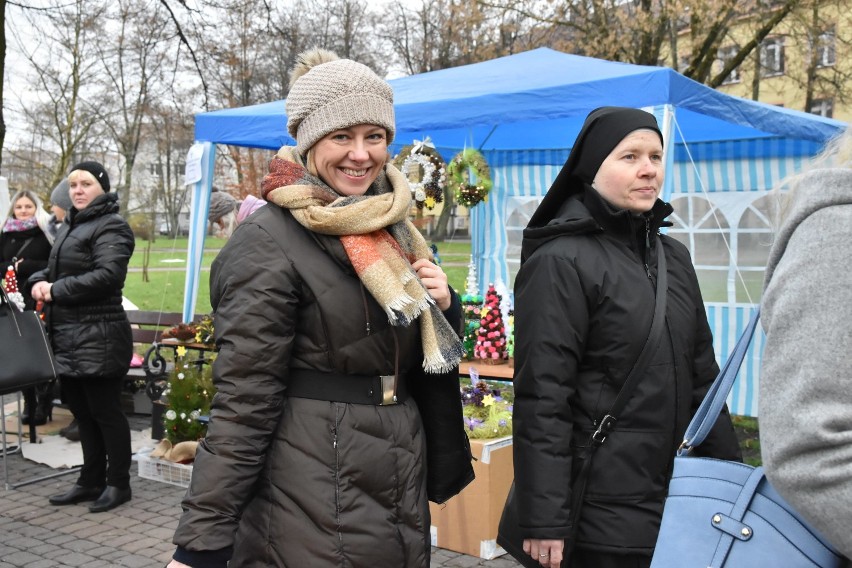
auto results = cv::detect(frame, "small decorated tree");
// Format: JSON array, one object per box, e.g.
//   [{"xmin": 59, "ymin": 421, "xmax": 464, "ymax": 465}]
[
  {"xmin": 2, "ymin": 265, "xmax": 25, "ymax": 311},
  {"xmin": 460, "ymin": 256, "xmax": 483, "ymax": 359},
  {"xmin": 464, "ymin": 256, "xmax": 479, "ymax": 298},
  {"xmin": 162, "ymin": 346, "xmax": 216, "ymax": 444},
  {"xmin": 473, "ymin": 283, "xmax": 508, "ymax": 363}
]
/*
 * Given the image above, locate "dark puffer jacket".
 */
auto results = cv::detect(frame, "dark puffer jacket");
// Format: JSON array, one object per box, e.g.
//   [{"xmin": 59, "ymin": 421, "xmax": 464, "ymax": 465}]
[
  {"xmin": 512, "ymin": 187, "xmax": 741, "ymax": 555},
  {"xmin": 173, "ymin": 205, "xmax": 473, "ymax": 568},
  {"xmin": 29, "ymin": 193, "xmax": 134, "ymax": 379},
  {"xmin": 0, "ymin": 225, "xmax": 52, "ymax": 310}
]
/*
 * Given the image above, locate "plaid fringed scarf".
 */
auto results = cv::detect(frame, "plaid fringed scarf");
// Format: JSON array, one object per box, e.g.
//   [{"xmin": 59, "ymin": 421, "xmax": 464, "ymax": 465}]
[{"xmin": 261, "ymin": 147, "xmax": 463, "ymax": 374}]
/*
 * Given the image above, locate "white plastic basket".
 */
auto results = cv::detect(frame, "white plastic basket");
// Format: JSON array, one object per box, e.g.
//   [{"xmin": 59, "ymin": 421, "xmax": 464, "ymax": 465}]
[{"xmin": 134, "ymin": 448, "xmax": 193, "ymax": 488}]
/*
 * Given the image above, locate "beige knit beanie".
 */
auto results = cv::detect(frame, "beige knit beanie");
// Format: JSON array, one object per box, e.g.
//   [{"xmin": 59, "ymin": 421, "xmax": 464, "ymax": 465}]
[{"xmin": 286, "ymin": 49, "xmax": 395, "ymax": 154}]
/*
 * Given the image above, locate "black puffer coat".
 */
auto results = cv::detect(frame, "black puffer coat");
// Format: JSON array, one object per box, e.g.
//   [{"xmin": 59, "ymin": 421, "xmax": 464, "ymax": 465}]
[
  {"xmin": 29, "ymin": 193, "xmax": 134, "ymax": 379},
  {"xmin": 512, "ymin": 186, "xmax": 741, "ymax": 555},
  {"xmin": 173, "ymin": 205, "xmax": 473, "ymax": 568},
  {"xmin": 0, "ymin": 225, "xmax": 52, "ymax": 310}
]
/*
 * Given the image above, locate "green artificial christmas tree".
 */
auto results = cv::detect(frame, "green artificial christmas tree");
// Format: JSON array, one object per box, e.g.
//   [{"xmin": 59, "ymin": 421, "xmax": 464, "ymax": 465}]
[{"xmin": 162, "ymin": 347, "xmax": 216, "ymax": 444}]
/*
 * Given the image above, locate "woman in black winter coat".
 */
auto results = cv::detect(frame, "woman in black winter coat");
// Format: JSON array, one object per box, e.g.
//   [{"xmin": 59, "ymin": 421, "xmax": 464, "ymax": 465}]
[
  {"xmin": 503, "ymin": 107, "xmax": 742, "ymax": 568},
  {"xmin": 30, "ymin": 161, "xmax": 135, "ymax": 514},
  {"xmin": 1, "ymin": 189, "xmax": 55, "ymax": 424},
  {"xmin": 168, "ymin": 49, "xmax": 473, "ymax": 568},
  {"xmin": 1, "ymin": 189, "xmax": 54, "ymax": 309}
]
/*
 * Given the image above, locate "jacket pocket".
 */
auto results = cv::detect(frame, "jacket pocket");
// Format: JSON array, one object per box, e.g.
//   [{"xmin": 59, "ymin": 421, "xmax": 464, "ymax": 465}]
[{"xmin": 573, "ymin": 428, "xmax": 670, "ymax": 501}]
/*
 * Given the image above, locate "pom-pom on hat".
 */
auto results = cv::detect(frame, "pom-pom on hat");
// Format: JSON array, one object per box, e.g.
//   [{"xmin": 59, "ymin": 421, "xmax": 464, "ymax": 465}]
[
  {"xmin": 69, "ymin": 161, "xmax": 111, "ymax": 192},
  {"xmin": 286, "ymin": 48, "xmax": 395, "ymax": 154},
  {"xmin": 50, "ymin": 178, "xmax": 73, "ymax": 210}
]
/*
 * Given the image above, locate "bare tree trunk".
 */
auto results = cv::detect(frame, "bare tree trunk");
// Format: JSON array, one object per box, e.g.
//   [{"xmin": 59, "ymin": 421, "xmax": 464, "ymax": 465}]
[{"xmin": 432, "ymin": 185, "xmax": 454, "ymax": 241}]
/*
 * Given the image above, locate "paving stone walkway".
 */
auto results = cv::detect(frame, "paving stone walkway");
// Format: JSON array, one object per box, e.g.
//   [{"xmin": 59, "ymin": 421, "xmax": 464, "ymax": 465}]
[{"xmin": 0, "ymin": 418, "xmax": 521, "ymax": 568}]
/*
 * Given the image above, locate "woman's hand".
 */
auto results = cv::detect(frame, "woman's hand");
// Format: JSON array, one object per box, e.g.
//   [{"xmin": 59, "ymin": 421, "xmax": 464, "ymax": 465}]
[
  {"xmin": 524, "ymin": 538, "xmax": 564, "ymax": 568},
  {"xmin": 31, "ymin": 281, "xmax": 53, "ymax": 303},
  {"xmin": 166, "ymin": 561, "xmax": 191, "ymax": 568},
  {"xmin": 412, "ymin": 258, "xmax": 451, "ymax": 311}
]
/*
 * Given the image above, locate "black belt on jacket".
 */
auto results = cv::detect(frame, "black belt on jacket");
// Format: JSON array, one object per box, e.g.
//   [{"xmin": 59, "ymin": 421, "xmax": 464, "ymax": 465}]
[{"xmin": 286, "ymin": 369, "xmax": 409, "ymax": 406}]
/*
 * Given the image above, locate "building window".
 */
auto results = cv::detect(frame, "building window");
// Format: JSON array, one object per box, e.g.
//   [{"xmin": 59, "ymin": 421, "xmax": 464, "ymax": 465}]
[
  {"xmin": 816, "ymin": 28, "xmax": 836, "ymax": 68},
  {"xmin": 716, "ymin": 46, "xmax": 741, "ymax": 84},
  {"xmin": 809, "ymin": 98, "xmax": 834, "ymax": 118},
  {"xmin": 760, "ymin": 37, "xmax": 785, "ymax": 77}
]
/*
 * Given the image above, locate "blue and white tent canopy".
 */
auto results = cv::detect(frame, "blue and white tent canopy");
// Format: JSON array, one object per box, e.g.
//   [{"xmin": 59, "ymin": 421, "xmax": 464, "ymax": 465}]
[
  {"xmin": 188, "ymin": 47, "xmax": 847, "ymax": 416},
  {"xmin": 196, "ymin": 47, "xmax": 841, "ymax": 150}
]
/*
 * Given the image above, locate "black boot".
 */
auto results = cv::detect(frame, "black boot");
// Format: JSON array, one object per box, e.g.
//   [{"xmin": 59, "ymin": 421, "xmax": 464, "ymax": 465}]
[
  {"xmin": 49, "ymin": 484, "xmax": 105, "ymax": 506},
  {"xmin": 60, "ymin": 419, "xmax": 79, "ymax": 440},
  {"xmin": 20, "ymin": 387, "xmax": 35, "ymax": 425},
  {"xmin": 89, "ymin": 486, "xmax": 132, "ymax": 513},
  {"xmin": 30, "ymin": 395, "xmax": 53, "ymax": 426},
  {"xmin": 62, "ymin": 420, "xmax": 80, "ymax": 442}
]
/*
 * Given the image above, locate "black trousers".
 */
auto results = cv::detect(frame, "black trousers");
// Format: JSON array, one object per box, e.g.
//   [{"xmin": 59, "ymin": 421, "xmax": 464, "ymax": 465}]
[
  {"xmin": 571, "ymin": 550, "xmax": 652, "ymax": 568},
  {"xmin": 62, "ymin": 375, "xmax": 131, "ymax": 489}
]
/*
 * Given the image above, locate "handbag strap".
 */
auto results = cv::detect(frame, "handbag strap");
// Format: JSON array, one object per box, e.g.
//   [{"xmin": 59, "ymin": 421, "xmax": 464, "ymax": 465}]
[
  {"xmin": 679, "ymin": 309, "xmax": 761, "ymax": 455},
  {"xmin": 14, "ymin": 237, "xmax": 35, "ymax": 260},
  {"xmin": 590, "ymin": 242, "xmax": 668, "ymax": 446}
]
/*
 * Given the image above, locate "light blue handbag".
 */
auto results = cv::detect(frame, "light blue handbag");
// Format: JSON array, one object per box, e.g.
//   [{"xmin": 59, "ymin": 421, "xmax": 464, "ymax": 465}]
[{"xmin": 650, "ymin": 310, "xmax": 845, "ymax": 568}]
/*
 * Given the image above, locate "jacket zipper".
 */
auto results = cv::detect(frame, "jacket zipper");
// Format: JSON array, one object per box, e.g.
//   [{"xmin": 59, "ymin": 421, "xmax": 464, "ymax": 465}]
[
  {"xmin": 360, "ymin": 282, "xmax": 371, "ymax": 336},
  {"xmin": 644, "ymin": 217, "xmax": 652, "ymax": 279}
]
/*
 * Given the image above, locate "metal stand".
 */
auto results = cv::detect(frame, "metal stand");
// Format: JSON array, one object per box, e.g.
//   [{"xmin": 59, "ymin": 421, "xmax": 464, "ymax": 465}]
[
  {"xmin": 1, "ymin": 392, "xmax": 25, "ymax": 490},
  {"xmin": 9, "ymin": 466, "xmax": 80, "ymax": 489},
  {"xmin": 2, "ymin": 392, "xmax": 79, "ymax": 490}
]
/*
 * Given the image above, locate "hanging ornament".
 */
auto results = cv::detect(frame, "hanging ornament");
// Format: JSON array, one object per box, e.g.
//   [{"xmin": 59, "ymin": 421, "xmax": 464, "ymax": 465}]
[
  {"xmin": 448, "ymin": 149, "xmax": 492, "ymax": 208},
  {"xmin": 392, "ymin": 137, "xmax": 447, "ymax": 210}
]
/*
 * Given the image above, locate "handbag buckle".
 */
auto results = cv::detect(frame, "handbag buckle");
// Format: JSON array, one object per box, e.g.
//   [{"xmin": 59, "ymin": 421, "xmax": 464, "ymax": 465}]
[{"xmin": 591, "ymin": 414, "xmax": 617, "ymax": 446}]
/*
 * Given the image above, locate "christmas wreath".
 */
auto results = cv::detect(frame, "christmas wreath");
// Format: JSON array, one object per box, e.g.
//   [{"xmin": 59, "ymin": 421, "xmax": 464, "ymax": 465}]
[
  {"xmin": 392, "ymin": 137, "xmax": 447, "ymax": 210},
  {"xmin": 447, "ymin": 148, "xmax": 492, "ymax": 208}
]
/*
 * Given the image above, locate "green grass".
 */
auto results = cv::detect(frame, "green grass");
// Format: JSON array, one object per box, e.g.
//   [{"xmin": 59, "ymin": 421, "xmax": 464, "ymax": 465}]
[
  {"xmin": 732, "ymin": 415, "xmax": 761, "ymax": 466},
  {"xmin": 124, "ymin": 269, "xmax": 212, "ymax": 314},
  {"xmin": 125, "ymin": 238, "xmax": 473, "ymax": 313}
]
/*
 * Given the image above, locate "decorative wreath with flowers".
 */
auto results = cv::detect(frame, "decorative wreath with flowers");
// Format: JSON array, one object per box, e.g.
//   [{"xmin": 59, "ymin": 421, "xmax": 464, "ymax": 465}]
[
  {"xmin": 447, "ymin": 148, "xmax": 492, "ymax": 208},
  {"xmin": 392, "ymin": 138, "xmax": 447, "ymax": 210}
]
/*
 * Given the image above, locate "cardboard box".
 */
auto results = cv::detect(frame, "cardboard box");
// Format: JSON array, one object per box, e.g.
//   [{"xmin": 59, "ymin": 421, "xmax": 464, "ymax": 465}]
[{"xmin": 430, "ymin": 436, "xmax": 513, "ymax": 559}]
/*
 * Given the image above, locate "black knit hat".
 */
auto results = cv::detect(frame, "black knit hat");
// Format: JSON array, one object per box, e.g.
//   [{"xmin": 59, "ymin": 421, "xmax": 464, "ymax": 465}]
[
  {"xmin": 527, "ymin": 107, "xmax": 663, "ymax": 228},
  {"xmin": 70, "ymin": 161, "xmax": 111, "ymax": 192}
]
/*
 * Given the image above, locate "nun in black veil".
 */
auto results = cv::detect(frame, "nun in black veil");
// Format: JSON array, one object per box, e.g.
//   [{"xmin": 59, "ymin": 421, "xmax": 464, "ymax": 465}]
[{"xmin": 501, "ymin": 107, "xmax": 741, "ymax": 568}]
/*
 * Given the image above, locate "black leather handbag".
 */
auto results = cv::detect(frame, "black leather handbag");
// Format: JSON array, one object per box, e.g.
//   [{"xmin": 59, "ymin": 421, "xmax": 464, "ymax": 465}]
[{"xmin": 0, "ymin": 286, "xmax": 57, "ymax": 395}]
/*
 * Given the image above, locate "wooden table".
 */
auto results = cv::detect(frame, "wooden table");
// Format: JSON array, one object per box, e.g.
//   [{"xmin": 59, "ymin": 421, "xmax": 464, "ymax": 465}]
[{"xmin": 459, "ymin": 360, "xmax": 514, "ymax": 382}]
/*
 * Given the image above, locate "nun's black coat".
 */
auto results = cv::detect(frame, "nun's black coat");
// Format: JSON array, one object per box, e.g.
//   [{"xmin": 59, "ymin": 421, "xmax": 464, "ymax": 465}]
[{"xmin": 509, "ymin": 107, "xmax": 741, "ymax": 556}]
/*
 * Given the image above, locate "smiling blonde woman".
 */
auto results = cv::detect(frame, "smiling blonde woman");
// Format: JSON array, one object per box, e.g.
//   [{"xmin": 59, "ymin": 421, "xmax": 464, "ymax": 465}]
[{"xmin": 169, "ymin": 50, "xmax": 473, "ymax": 568}]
